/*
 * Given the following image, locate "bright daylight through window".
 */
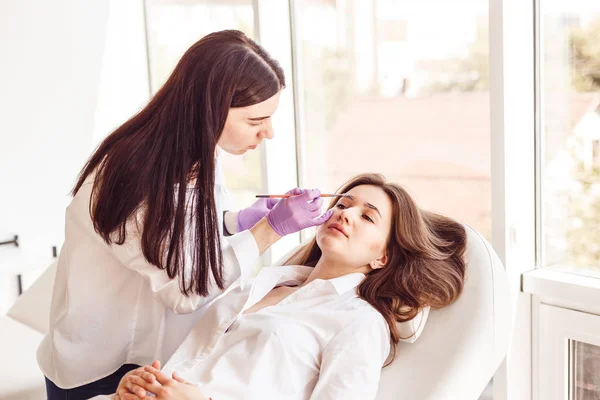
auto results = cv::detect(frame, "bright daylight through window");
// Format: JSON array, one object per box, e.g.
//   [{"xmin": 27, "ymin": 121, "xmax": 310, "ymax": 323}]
[
  {"xmin": 294, "ymin": 0, "xmax": 491, "ymax": 241},
  {"xmin": 540, "ymin": 1, "xmax": 600, "ymax": 278}
]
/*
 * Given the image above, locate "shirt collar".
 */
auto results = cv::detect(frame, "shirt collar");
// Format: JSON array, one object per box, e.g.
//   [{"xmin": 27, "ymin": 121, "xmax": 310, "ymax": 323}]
[
  {"xmin": 327, "ymin": 272, "xmax": 367, "ymax": 294},
  {"xmin": 269, "ymin": 265, "xmax": 366, "ymax": 295}
]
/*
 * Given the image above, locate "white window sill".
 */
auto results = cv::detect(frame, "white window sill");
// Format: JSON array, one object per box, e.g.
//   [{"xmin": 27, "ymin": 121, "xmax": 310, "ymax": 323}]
[{"xmin": 522, "ymin": 267, "xmax": 600, "ymax": 315}]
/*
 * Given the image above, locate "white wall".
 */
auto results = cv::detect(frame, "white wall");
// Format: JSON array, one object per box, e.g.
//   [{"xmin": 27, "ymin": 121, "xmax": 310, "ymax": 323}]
[
  {"xmin": 0, "ymin": 0, "xmax": 149, "ymax": 314},
  {"xmin": 92, "ymin": 0, "xmax": 150, "ymax": 148}
]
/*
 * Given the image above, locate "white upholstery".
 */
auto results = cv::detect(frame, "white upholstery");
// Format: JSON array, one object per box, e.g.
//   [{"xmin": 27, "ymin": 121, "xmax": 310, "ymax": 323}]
[
  {"xmin": 375, "ymin": 224, "xmax": 514, "ymax": 400},
  {"xmin": 3, "ymin": 225, "xmax": 513, "ymax": 400}
]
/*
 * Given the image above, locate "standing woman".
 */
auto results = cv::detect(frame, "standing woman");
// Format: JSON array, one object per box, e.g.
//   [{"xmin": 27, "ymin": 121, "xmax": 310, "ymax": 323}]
[{"xmin": 38, "ymin": 30, "xmax": 332, "ymax": 400}]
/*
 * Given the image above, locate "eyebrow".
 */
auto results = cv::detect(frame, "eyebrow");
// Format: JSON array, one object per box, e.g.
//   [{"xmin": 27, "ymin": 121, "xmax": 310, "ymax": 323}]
[
  {"xmin": 248, "ymin": 116, "xmax": 270, "ymax": 121},
  {"xmin": 343, "ymin": 195, "xmax": 382, "ymax": 218}
]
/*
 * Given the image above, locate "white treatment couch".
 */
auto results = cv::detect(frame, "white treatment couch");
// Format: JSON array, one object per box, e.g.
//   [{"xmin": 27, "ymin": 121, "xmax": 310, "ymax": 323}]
[
  {"xmin": 1, "ymin": 224, "xmax": 513, "ymax": 399},
  {"xmin": 374, "ymin": 224, "xmax": 514, "ymax": 399}
]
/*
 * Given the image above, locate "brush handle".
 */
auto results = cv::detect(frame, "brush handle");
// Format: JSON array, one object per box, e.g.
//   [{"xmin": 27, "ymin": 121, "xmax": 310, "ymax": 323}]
[{"xmin": 256, "ymin": 194, "xmax": 347, "ymax": 199}]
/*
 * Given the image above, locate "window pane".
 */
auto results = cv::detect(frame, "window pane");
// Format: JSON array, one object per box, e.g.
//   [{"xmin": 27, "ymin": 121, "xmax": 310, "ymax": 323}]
[
  {"xmin": 571, "ymin": 340, "xmax": 600, "ymax": 399},
  {"xmin": 294, "ymin": 0, "xmax": 491, "ymax": 239},
  {"xmin": 540, "ymin": 4, "xmax": 600, "ymax": 275},
  {"xmin": 145, "ymin": 0, "xmax": 262, "ymax": 208}
]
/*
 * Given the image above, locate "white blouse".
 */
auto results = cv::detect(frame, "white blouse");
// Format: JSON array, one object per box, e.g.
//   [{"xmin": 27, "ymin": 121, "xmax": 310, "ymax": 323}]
[
  {"xmin": 37, "ymin": 158, "xmax": 260, "ymax": 388},
  {"xmin": 160, "ymin": 265, "xmax": 391, "ymax": 400}
]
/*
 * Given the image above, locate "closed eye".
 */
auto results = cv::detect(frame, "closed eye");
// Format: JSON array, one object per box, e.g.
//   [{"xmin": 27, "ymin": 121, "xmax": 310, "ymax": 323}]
[
  {"xmin": 363, "ymin": 214, "xmax": 374, "ymax": 223},
  {"xmin": 336, "ymin": 204, "xmax": 346, "ymax": 209}
]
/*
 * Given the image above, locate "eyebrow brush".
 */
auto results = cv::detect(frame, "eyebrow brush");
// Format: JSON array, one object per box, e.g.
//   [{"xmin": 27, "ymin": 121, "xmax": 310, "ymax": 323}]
[{"xmin": 255, "ymin": 193, "xmax": 351, "ymax": 199}]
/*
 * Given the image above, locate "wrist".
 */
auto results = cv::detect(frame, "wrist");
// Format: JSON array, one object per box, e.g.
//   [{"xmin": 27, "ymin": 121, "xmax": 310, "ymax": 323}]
[{"xmin": 249, "ymin": 217, "xmax": 282, "ymax": 254}]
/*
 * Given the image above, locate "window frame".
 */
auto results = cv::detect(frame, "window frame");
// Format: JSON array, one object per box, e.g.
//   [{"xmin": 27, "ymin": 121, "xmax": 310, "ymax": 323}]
[
  {"xmin": 488, "ymin": 0, "xmax": 536, "ymax": 397},
  {"xmin": 524, "ymin": 1, "xmax": 600, "ymax": 400},
  {"xmin": 537, "ymin": 304, "xmax": 600, "ymax": 400},
  {"xmin": 255, "ymin": 0, "xmax": 302, "ymax": 263}
]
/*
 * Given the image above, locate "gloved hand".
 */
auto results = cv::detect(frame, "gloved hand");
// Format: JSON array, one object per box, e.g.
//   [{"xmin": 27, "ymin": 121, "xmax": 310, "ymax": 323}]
[
  {"xmin": 237, "ymin": 198, "xmax": 279, "ymax": 232},
  {"xmin": 266, "ymin": 188, "xmax": 333, "ymax": 236}
]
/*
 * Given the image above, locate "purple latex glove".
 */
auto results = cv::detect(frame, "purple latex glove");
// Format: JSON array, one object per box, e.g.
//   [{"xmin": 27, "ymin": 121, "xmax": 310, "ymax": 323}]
[
  {"xmin": 237, "ymin": 197, "xmax": 279, "ymax": 232},
  {"xmin": 266, "ymin": 188, "xmax": 334, "ymax": 236}
]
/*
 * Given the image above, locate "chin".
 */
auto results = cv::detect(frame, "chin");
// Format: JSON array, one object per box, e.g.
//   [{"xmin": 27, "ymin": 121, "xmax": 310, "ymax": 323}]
[
  {"xmin": 318, "ymin": 243, "xmax": 354, "ymax": 265},
  {"xmin": 316, "ymin": 231, "xmax": 343, "ymax": 253},
  {"xmin": 223, "ymin": 148, "xmax": 246, "ymax": 155}
]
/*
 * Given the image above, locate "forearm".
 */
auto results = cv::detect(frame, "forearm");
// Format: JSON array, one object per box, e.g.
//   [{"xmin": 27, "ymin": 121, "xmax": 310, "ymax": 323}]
[{"xmin": 249, "ymin": 217, "xmax": 282, "ymax": 255}]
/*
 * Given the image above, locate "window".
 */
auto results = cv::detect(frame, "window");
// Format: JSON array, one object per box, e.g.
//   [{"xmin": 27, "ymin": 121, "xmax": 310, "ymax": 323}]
[
  {"xmin": 539, "ymin": 304, "xmax": 600, "ymax": 400},
  {"xmin": 540, "ymin": 2, "xmax": 600, "ymax": 276},
  {"xmin": 571, "ymin": 340, "xmax": 600, "ymax": 399},
  {"xmin": 144, "ymin": 0, "xmax": 263, "ymax": 209},
  {"xmin": 293, "ymin": 0, "xmax": 491, "ymax": 240}
]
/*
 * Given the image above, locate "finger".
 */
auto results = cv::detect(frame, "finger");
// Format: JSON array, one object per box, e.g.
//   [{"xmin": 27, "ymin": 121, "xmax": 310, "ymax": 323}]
[
  {"xmin": 294, "ymin": 189, "xmax": 320, "ymax": 209},
  {"xmin": 116, "ymin": 375, "xmax": 139, "ymax": 398},
  {"xmin": 121, "ymin": 394, "xmax": 142, "ymax": 400},
  {"xmin": 116, "ymin": 386, "xmax": 127, "ymax": 399},
  {"xmin": 306, "ymin": 196, "xmax": 323, "ymax": 212},
  {"xmin": 126, "ymin": 378, "xmax": 148, "ymax": 398},
  {"xmin": 172, "ymin": 371, "xmax": 187, "ymax": 384},
  {"xmin": 254, "ymin": 198, "xmax": 268, "ymax": 208},
  {"xmin": 302, "ymin": 189, "xmax": 321, "ymax": 201},
  {"xmin": 129, "ymin": 375, "xmax": 162, "ymax": 392},
  {"xmin": 285, "ymin": 187, "xmax": 303, "ymax": 196},
  {"xmin": 143, "ymin": 365, "xmax": 160, "ymax": 375},
  {"xmin": 143, "ymin": 366, "xmax": 173, "ymax": 386},
  {"xmin": 121, "ymin": 392, "xmax": 146, "ymax": 400},
  {"xmin": 172, "ymin": 372, "xmax": 185, "ymax": 383},
  {"xmin": 309, "ymin": 209, "xmax": 333, "ymax": 227},
  {"xmin": 141, "ymin": 371, "xmax": 156, "ymax": 384},
  {"xmin": 125, "ymin": 369, "xmax": 156, "ymax": 384},
  {"xmin": 266, "ymin": 198, "xmax": 279, "ymax": 209},
  {"xmin": 152, "ymin": 360, "xmax": 161, "ymax": 370}
]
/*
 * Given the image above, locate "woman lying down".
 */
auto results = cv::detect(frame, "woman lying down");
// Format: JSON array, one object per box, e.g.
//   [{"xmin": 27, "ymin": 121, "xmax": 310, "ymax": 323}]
[{"xmin": 110, "ymin": 173, "xmax": 467, "ymax": 400}]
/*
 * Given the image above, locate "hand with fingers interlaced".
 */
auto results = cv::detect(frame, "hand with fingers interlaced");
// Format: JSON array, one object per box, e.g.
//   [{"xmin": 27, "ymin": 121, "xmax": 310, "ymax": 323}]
[{"xmin": 115, "ymin": 360, "xmax": 211, "ymax": 400}]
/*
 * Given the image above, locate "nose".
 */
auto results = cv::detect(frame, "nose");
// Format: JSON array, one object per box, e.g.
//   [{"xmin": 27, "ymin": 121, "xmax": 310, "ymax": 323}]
[
  {"xmin": 259, "ymin": 119, "xmax": 274, "ymax": 140},
  {"xmin": 337, "ymin": 208, "xmax": 354, "ymax": 226}
]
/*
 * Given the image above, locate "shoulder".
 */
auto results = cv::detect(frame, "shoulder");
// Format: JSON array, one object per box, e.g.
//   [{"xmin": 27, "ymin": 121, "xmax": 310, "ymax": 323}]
[
  {"xmin": 330, "ymin": 295, "xmax": 390, "ymax": 338},
  {"xmin": 352, "ymin": 303, "xmax": 389, "ymax": 334},
  {"xmin": 327, "ymin": 303, "xmax": 391, "ymax": 359},
  {"xmin": 68, "ymin": 173, "xmax": 96, "ymax": 215}
]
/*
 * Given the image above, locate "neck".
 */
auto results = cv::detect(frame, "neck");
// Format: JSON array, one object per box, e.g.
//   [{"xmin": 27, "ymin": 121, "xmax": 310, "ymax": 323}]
[{"xmin": 301, "ymin": 255, "xmax": 368, "ymax": 287}]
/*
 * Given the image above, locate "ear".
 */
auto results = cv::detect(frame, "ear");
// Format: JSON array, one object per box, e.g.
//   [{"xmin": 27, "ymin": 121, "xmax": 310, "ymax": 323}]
[{"xmin": 369, "ymin": 251, "xmax": 388, "ymax": 270}]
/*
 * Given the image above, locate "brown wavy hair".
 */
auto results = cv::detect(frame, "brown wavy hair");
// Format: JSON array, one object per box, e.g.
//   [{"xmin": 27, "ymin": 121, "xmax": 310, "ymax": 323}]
[
  {"xmin": 285, "ymin": 174, "xmax": 467, "ymax": 361},
  {"xmin": 73, "ymin": 30, "xmax": 285, "ymax": 296}
]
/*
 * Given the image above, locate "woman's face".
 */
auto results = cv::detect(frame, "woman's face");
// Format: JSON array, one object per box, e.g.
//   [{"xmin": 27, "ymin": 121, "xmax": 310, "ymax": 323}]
[
  {"xmin": 218, "ymin": 91, "xmax": 281, "ymax": 155},
  {"xmin": 316, "ymin": 184, "xmax": 393, "ymax": 270}
]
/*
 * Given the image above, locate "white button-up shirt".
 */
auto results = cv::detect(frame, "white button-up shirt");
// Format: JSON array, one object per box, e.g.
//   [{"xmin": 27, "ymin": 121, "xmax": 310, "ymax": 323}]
[
  {"xmin": 161, "ymin": 265, "xmax": 391, "ymax": 400},
  {"xmin": 37, "ymin": 157, "xmax": 260, "ymax": 388}
]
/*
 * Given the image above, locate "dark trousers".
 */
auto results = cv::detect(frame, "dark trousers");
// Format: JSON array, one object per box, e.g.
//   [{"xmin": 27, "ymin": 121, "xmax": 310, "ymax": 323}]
[{"xmin": 45, "ymin": 364, "xmax": 140, "ymax": 400}]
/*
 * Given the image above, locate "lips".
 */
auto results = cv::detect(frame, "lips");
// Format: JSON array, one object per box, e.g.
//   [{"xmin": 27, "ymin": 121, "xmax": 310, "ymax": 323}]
[{"xmin": 328, "ymin": 223, "xmax": 348, "ymax": 238}]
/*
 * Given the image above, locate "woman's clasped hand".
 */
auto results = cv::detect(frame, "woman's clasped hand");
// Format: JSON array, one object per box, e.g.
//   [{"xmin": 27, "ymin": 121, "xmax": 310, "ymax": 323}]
[{"xmin": 115, "ymin": 361, "xmax": 210, "ymax": 400}]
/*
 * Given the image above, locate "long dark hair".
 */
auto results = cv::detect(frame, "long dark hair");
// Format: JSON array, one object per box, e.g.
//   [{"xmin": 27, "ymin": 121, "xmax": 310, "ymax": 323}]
[
  {"xmin": 74, "ymin": 30, "xmax": 285, "ymax": 296},
  {"xmin": 285, "ymin": 174, "xmax": 466, "ymax": 362}
]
